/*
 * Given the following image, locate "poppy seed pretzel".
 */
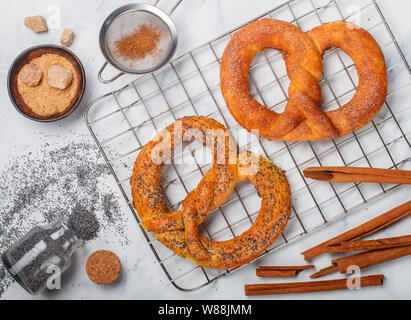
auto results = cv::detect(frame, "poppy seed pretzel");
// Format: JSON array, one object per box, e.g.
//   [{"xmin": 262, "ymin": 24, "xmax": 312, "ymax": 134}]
[
  {"xmin": 131, "ymin": 116, "xmax": 292, "ymax": 269},
  {"xmin": 220, "ymin": 19, "xmax": 387, "ymax": 141}
]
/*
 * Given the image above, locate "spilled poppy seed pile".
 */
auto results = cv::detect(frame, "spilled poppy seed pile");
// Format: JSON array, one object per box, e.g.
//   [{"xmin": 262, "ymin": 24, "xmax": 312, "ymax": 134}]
[{"xmin": 0, "ymin": 141, "xmax": 128, "ymax": 297}]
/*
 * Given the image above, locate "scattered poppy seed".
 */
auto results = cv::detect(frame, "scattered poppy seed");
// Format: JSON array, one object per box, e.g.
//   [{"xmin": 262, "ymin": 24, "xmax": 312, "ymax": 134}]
[{"xmin": 0, "ymin": 141, "xmax": 128, "ymax": 297}]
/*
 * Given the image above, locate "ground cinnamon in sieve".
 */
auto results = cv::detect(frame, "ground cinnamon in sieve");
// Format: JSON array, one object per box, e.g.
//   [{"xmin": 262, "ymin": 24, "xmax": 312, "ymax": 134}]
[{"xmin": 112, "ymin": 24, "xmax": 162, "ymax": 61}]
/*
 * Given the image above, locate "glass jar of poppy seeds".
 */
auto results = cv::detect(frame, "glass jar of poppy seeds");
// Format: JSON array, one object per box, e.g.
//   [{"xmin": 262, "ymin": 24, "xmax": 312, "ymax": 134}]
[{"xmin": 1, "ymin": 217, "xmax": 83, "ymax": 295}]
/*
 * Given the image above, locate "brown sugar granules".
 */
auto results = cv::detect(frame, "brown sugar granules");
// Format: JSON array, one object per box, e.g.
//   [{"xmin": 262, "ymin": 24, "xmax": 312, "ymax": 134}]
[
  {"xmin": 86, "ymin": 250, "xmax": 121, "ymax": 285},
  {"xmin": 112, "ymin": 24, "xmax": 162, "ymax": 61}
]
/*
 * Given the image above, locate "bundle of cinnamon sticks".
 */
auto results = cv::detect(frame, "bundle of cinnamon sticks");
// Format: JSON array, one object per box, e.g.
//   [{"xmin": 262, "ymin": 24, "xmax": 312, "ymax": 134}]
[
  {"xmin": 303, "ymin": 200, "xmax": 411, "ymax": 278},
  {"xmin": 245, "ymin": 200, "xmax": 411, "ymax": 296},
  {"xmin": 244, "ymin": 167, "xmax": 410, "ymax": 296},
  {"xmin": 302, "ymin": 200, "xmax": 411, "ymax": 260}
]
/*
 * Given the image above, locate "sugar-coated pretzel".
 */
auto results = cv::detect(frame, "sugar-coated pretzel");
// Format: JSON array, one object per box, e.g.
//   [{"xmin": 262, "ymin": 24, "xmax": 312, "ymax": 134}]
[
  {"xmin": 131, "ymin": 116, "xmax": 291, "ymax": 269},
  {"xmin": 220, "ymin": 19, "xmax": 387, "ymax": 141}
]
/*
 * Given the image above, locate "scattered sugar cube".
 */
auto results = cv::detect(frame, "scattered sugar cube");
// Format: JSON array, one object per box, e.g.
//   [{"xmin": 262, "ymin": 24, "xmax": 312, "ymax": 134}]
[
  {"xmin": 60, "ymin": 28, "xmax": 74, "ymax": 47},
  {"xmin": 48, "ymin": 65, "xmax": 73, "ymax": 90},
  {"xmin": 24, "ymin": 16, "xmax": 48, "ymax": 33},
  {"xmin": 20, "ymin": 64, "xmax": 43, "ymax": 87}
]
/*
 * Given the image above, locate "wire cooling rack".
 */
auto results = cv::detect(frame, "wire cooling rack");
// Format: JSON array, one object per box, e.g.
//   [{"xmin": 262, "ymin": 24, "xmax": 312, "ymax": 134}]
[{"xmin": 85, "ymin": 0, "xmax": 411, "ymax": 291}]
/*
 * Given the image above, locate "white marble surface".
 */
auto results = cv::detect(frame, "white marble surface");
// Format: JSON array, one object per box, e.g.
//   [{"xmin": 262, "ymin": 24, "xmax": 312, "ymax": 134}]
[{"xmin": 0, "ymin": 0, "xmax": 410, "ymax": 300}]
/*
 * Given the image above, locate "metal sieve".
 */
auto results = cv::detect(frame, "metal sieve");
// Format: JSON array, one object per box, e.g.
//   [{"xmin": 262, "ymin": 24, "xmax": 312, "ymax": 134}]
[{"xmin": 98, "ymin": 3, "xmax": 178, "ymax": 83}]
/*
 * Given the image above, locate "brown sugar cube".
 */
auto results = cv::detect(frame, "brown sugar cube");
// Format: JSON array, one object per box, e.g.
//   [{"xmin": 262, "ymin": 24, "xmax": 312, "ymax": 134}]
[
  {"xmin": 86, "ymin": 250, "xmax": 121, "ymax": 285},
  {"xmin": 24, "ymin": 16, "xmax": 48, "ymax": 33},
  {"xmin": 19, "ymin": 64, "xmax": 43, "ymax": 87},
  {"xmin": 47, "ymin": 65, "xmax": 73, "ymax": 90},
  {"xmin": 60, "ymin": 28, "xmax": 74, "ymax": 47}
]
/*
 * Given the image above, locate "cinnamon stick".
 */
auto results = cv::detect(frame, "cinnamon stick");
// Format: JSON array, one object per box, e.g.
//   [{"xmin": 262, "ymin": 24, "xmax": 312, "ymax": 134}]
[
  {"xmin": 310, "ymin": 265, "xmax": 339, "ymax": 279},
  {"xmin": 257, "ymin": 265, "xmax": 315, "ymax": 270},
  {"xmin": 256, "ymin": 269, "xmax": 296, "ymax": 277},
  {"xmin": 303, "ymin": 167, "xmax": 411, "ymax": 184},
  {"xmin": 321, "ymin": 235, "xmax": 411, "ymax": 253},
  {"xmin": 333, "ymin": 245, "xmax": 411, "ymax": 273},
  {"xmin": 302, "ymin": 200, "xmax": 411, "ymax": 260},
  {"xmin": 310, "ymin": 245, "xmax": 411, "ymax": 278},
  {"xmin": 256, "ymin": 265, "xmax": 314, "ymax": 277},
  {"xmin": 244, "ymin": 275, "xmax": 384, "ymax": 296}
]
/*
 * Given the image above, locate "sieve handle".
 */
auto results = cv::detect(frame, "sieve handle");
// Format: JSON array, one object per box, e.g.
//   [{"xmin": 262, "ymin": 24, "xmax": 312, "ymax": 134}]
[
  {"xmin": 168, "ymin": 0, "xmax": 182, "ymax": 15},
  {"xmin": 154, "ymin": 0, "xmax": 182, "ymax": 16},
  {"xmin": 97, "ymin": 61, "xmax": 125, "ymax": 84}
]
